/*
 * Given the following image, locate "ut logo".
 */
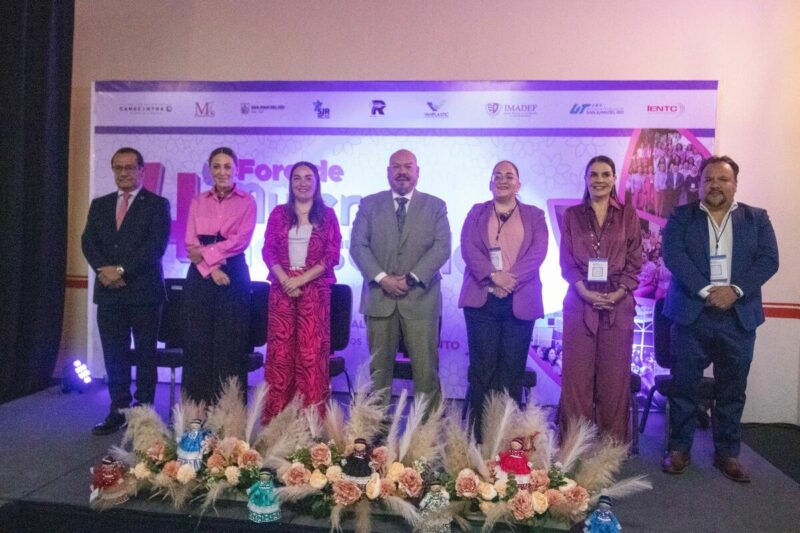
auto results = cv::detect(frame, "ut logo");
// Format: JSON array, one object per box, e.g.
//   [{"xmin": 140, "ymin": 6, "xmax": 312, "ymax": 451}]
[
  {"xmin": 195, "ymin": 102, "xmax": 215, "ymax": 117},
  {"xmin": 570, "ymin": 103, "xmax": 591, "ymax": 114},
  {"xmin": 371, "ymin": 100, "xmax": 386, "ymax": 115}
]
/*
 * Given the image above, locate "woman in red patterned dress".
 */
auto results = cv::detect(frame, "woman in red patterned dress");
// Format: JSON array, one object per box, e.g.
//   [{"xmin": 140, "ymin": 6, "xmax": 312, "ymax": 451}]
[{"xmin": 262, "ymin": 161, "xmax": 341, "ymax": 423}]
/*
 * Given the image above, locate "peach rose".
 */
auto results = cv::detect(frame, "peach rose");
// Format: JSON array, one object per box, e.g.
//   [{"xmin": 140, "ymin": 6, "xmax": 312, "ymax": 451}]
[
  {"xmin": 238, "ymin": 448, "xmax": 263, "ymax": 468},
  {"xmin": 162, "ymin": 460, "xmax": 180, "ymax": 479},
  {"xmin": 529, "ymin": 469, "xmax": 550, "ymax": 492},
  {"xmin": 508, "ymin": 490, "xmax": 535, "ymax": 520},
  {"xmin": 309, "ymin": 469, "xmax": 328, "ymax": 489},
  {"xmin": 177, "ymin": 463, "xmax": 196, "ymax": 484},
  {"xmin": 370, "ymin": 446, "xmax": 389, "ymax": 472},
  {"xmin": 531, "ymin": 491, "xmax": 549, "ymax": 515},
  {"xmin": 215, "ymin": 436, "xmax": 239, "ymax": 459},
  {"xmin": 398, "ymin": 467, "xmax": 423, "ymax": 498},
  {"xmin": 563, "ymin": 485, "xmax": 589, "ymax": 513},
  {"xmin": 310, "ymin": 442, "xmax": 332, "ymax": 468},
  {"xmin": 146, "ymin": 440, "xmax": 166, "ymax": 462},
  {"xmin": 455, "ymin": 468, "xmax": 480, "ymax": 499},
  {"xmin": 332, "ymin": 480, "xmax": 362, "ymax": 506},
  {"xmin": 282, "ymin": 462, "xmax": 312, "ymax": 486},
  {"xmin": 231, "ymin": 440, "xmax": 249, "ymax": 462},
  {"xmin": 325, "ymin": 465, "xmax": 343, "ymax": 482},
  {"xmin": 207, "ymin": 452, "xmax": 225, "ymax": 472},
  {"xmin": 380, "ymin": 478, "xmax": 397, "ymax": 498},
  {"xmin": 544, "ymin": 489, "xmax": 567, "ymax": 507},
  {"xmin": 387, "ymin": 462, "xmax": 406, "ymax": 482}
]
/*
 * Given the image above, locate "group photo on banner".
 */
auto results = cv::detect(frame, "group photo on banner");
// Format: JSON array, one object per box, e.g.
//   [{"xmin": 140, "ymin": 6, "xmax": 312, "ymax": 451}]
[{"xmin": 85, "ymin": 80, "xmax": 725, "ymax": 530}]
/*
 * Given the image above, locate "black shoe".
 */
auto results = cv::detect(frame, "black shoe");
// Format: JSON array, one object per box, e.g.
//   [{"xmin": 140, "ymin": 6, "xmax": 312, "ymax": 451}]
[{"xmin": 92, "ymin": 412, "xmax": 127, "ymax": 436}]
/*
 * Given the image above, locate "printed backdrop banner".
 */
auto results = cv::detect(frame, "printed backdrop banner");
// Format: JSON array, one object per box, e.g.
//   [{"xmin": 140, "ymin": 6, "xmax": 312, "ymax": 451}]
[{"xmin": 89, "ymin": 80, "xmax": 718, "ymax": 403}]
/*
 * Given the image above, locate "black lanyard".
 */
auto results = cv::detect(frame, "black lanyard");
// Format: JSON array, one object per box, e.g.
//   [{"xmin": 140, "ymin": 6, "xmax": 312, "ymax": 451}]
[
  {"xmin": 708, "ymin": 210, "xmax": 732, "ymax": 255},
  {"xmin": 493, "ymin": 202, "xmax": 518, "ymax": 242}
]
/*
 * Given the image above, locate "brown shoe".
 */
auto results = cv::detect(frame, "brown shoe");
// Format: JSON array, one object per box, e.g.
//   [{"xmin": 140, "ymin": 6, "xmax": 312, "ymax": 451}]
[
  {"xmin": 714, "ymin": 455, "xmax": 751, "ymax": 483},
  {"xmin": 662, "ymin": 451, "xmax": 690, "ymax": 474}
]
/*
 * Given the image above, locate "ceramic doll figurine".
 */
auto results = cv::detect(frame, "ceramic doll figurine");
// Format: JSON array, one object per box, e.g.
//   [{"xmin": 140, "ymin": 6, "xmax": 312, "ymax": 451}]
[
  {"xmin": 177, "ymin": 418, "xmax": 211, "ymax": 471},
  {"xmin": 584, "ymin": 495, "xmax": 622, "ymax": 532},
  {"xmin": 495, "ymin": 436, "xmax": 534, "ymax": 489},
  {"xmin": 247, "ymin": 468, "xmax": 281, "ymax": 523},
  {"xmin": 341, "ymin": 437, "xmax": 373, "ymax": 487}
]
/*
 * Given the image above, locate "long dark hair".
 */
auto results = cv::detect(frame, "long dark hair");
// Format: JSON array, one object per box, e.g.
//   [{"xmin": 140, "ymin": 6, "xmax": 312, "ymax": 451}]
[
  {"xmin": 582, "ymin": 155, "xmax": 619, "ymax": 202},
  {"xmin": 287, "ymin": 161, "xmax": 326, "ymax": 227}
]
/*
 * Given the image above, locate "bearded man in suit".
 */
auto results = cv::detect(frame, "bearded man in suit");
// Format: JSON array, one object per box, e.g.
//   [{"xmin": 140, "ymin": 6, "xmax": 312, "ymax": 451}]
[
  {"xmin": 82, "ymin": 147, "xmax": 170, "ymax": 435},
  {"xmin": 660, "ymin": 155, "xmax": 778, "ymax": 482},
  {"xmin": 350, "ymin": 149, "xmax": 451, "ymax": 412}
]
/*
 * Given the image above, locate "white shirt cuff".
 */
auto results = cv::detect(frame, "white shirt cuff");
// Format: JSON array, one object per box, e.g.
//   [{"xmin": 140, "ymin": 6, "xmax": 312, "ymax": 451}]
[{"xmin": 374, "ymin": 272, "xmax": 388, "ymax": 283}]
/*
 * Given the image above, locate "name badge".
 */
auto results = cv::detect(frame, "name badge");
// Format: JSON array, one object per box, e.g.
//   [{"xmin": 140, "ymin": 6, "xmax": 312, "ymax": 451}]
[
  {"xmin": 489, "ymin": 247, "xmax": 503, "ymax": 271},
  {"xmin": 587, "ymin": 258, "xmax": 609, "ymax": 282},
  {"xmin": 709, "ymin": 254, "xmax": 729, "ymax": 285}
]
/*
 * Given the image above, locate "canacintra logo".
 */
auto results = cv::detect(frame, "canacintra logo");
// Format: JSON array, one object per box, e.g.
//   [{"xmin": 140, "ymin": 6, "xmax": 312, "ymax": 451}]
[
  {"xmin": 313, "ymin": 100, "xmax": 330, "ymax": 119},
  {"xmin": 570, "ymin": 103, "xmax": 624, "ymax": 115},
  {"xmin": 485, "ymin": 102, "xmax": 537, "ymax": 117},
  {"xmin": 118, "ymin": 104, "xmax": 173, "ymax": 114},
  {"xmin": 194, "ymin": 102, "xmax": 215, "ymax": 117},
  {"xmin": 371, "ymin": 100, "xmax": 386, "ymax": 116},
  {"xmin": 646, "ymin": 103, "xmax": 685, "ymax": 115},
  {"xmin": 424, "ymin": 100, "xmax": 448, "ymax": 118}
]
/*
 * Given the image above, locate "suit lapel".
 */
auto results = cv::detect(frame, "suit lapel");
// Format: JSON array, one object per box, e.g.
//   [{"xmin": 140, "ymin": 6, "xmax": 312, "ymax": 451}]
[
  {"xmin": 730, "ymin": 206, "xmax": 746, "ymax": 278},
  {"xmin": 478, "ymin": 201, "xmax": 493, "ymax": 252},
  {"xmin": 692, "ymin": 203, "xmax": 710, "ymax": 266},
  {"xmin": 518, "ymin": 202, "xmax": 533, "ymax": 253}
]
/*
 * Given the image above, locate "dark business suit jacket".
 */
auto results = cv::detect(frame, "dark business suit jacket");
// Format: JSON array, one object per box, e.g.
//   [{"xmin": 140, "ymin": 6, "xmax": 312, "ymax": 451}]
[
  {"xmin": 81, "ymin": 188, "xmax": 171, "ymax": 306},
  {"xmin": 458, "ymin": 200, "xmax": 548, "ymax": 321},
  {"xmin": 662, "ymin": 201, "xmax": 778, "ymax": 331}
]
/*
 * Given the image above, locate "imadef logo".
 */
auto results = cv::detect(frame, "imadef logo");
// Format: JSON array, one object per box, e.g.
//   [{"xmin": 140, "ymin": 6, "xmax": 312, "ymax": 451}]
[{"xmin": 195, "ymin": 102, "xmax": 215, "ymax": 117}]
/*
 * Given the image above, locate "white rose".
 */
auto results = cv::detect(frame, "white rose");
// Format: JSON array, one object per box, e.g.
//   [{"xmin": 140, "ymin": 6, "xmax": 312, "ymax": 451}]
[
  {"xmin": 176, "ymin": 463, "xmax": 196, "ymax": 484},
  {"xmin": 365, "ymin": 473, "xmax": 381, "ymax": 500},
  {"xmin": 225, "ymin": 465, "xmax": 241, "ymax": 485},
  {"xmin": 479, "ymin": 481, "xmax": 497, "ymax": 501},
  {"xmin": 325, "ymin": 465, "xmax": 343, "ymax": 482},
  {"xmin": 478, "ymin": 500, "xmax": 497, "ymax": 515},
  {"xmin": 558, "ymin": 477, "xmax": 577, "ymax": 492},
  {"xmin": 133, "ymin": 462, "xmax": 152, "ymax": 480},
  {"xmin": 387, "ymin": 462, "xmax": 406, "ymax": 482},
  {"xmin": 493, "ymin": 480, "xmax": 508, "ymax": 498},
  {"xmin": 309, "ymin": 469, "xmax": 328, "ymax": 490},
  {"xmin": 531, "ymin": 491, "xmax": 549, "ymax": 514}
]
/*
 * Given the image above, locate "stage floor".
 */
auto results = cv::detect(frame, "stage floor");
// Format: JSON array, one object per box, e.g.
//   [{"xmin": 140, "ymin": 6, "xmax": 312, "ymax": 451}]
[{"xmin": 1, "ymin": 382, "xmax": 798, "ymax": 532}]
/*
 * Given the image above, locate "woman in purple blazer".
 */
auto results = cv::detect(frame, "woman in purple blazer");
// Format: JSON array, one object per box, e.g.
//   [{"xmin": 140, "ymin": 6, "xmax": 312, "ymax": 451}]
[{"xmin": 459, "ymin": 161, "xmax": 549, "ymax": 441}]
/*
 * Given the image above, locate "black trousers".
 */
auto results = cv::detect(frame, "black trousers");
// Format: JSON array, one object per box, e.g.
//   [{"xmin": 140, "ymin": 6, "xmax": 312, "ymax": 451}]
[
  {"xmin": 182, "ymin": 254, "xmax": 251, "ymax": 405},
  {"xmin": 464, "ymin": 294, "xmax": 534, "ymax": 442},
  {"xmin": 96, "ymin": 303, "xmax": 161, "ymax": 412}
]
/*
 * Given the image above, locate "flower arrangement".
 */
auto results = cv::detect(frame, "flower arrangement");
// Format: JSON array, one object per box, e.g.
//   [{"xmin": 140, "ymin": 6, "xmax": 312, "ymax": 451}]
[{"xmin": 92, "ymin": 378, "xmax": 650, "ymax": 532}]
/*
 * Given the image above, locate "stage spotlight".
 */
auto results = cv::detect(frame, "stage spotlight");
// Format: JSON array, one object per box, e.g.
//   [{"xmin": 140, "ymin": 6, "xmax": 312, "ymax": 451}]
[{"xmin": 62, "ymin": 359, "xmax": 92, "ymax": 393}]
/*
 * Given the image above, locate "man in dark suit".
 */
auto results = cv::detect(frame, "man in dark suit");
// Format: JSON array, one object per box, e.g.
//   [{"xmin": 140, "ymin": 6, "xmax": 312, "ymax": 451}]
[
  {"xmin": 82, "ymin": 147, "xmax": 171, "ymax": 435},
  {"xmin": 661, "ymin": 155, "xmax": 778, "ymax": 482},
  {"xmin": 350, "ymin": 149, "xmax": 451, "ymax": 412}
]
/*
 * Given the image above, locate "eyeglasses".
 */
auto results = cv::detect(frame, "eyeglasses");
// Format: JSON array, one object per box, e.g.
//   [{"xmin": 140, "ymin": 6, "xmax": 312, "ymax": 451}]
[{"xmin": 112, "ymin": 165, "xmax": 140, "ymax": 174}]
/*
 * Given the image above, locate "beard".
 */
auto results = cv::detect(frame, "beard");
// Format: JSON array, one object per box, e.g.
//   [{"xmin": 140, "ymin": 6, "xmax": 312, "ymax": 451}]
[{"xmin": 704, "ymin": 191, "xmax": 727, "ymax": 208}]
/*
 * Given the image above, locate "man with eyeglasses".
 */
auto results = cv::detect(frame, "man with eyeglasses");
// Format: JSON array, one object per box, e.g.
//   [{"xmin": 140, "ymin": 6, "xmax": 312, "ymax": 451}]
[{"xmin": 81, "ymin": 147, "xmax": 170, "ymax": 435}]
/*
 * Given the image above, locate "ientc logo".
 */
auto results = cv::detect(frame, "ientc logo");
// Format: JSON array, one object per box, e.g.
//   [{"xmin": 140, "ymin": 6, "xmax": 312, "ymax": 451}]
[{"xmin": 646, "ymin": 103, "xmax": 685, "ymax": 115}]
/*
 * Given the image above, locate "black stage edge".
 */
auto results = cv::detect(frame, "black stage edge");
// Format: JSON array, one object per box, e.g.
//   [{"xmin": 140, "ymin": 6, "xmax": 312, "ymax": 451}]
[{"xmin": 2, "ymin": 383, "xmax": 800, "ymax": 532}]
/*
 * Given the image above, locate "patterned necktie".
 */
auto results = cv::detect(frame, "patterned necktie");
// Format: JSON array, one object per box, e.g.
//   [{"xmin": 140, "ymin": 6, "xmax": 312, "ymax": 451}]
[
  {"xmin": 396, "ymin": 197, "xmax": 408, "ymax": 232},
  {"xmin": 116, "ymin": 192, "xmax": 130, "ymax": 229}
]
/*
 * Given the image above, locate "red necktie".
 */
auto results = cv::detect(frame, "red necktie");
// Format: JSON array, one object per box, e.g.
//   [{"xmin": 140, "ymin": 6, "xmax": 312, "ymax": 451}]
[{"xmin": 116, "ymin": 192, "xmax": 130, "ymax": 229}]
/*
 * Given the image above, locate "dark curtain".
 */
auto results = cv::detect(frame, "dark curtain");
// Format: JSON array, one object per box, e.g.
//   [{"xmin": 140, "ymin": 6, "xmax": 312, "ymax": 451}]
[{"xmin": 0, "ymin": 1, "xmax": 74, "ymax": 403}]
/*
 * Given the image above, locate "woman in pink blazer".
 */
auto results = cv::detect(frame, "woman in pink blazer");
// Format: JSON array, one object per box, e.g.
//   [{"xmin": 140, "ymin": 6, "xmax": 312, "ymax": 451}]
[{"xmin": 458, "ymin": 161, "xmax": 549, "ymax": 441}]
